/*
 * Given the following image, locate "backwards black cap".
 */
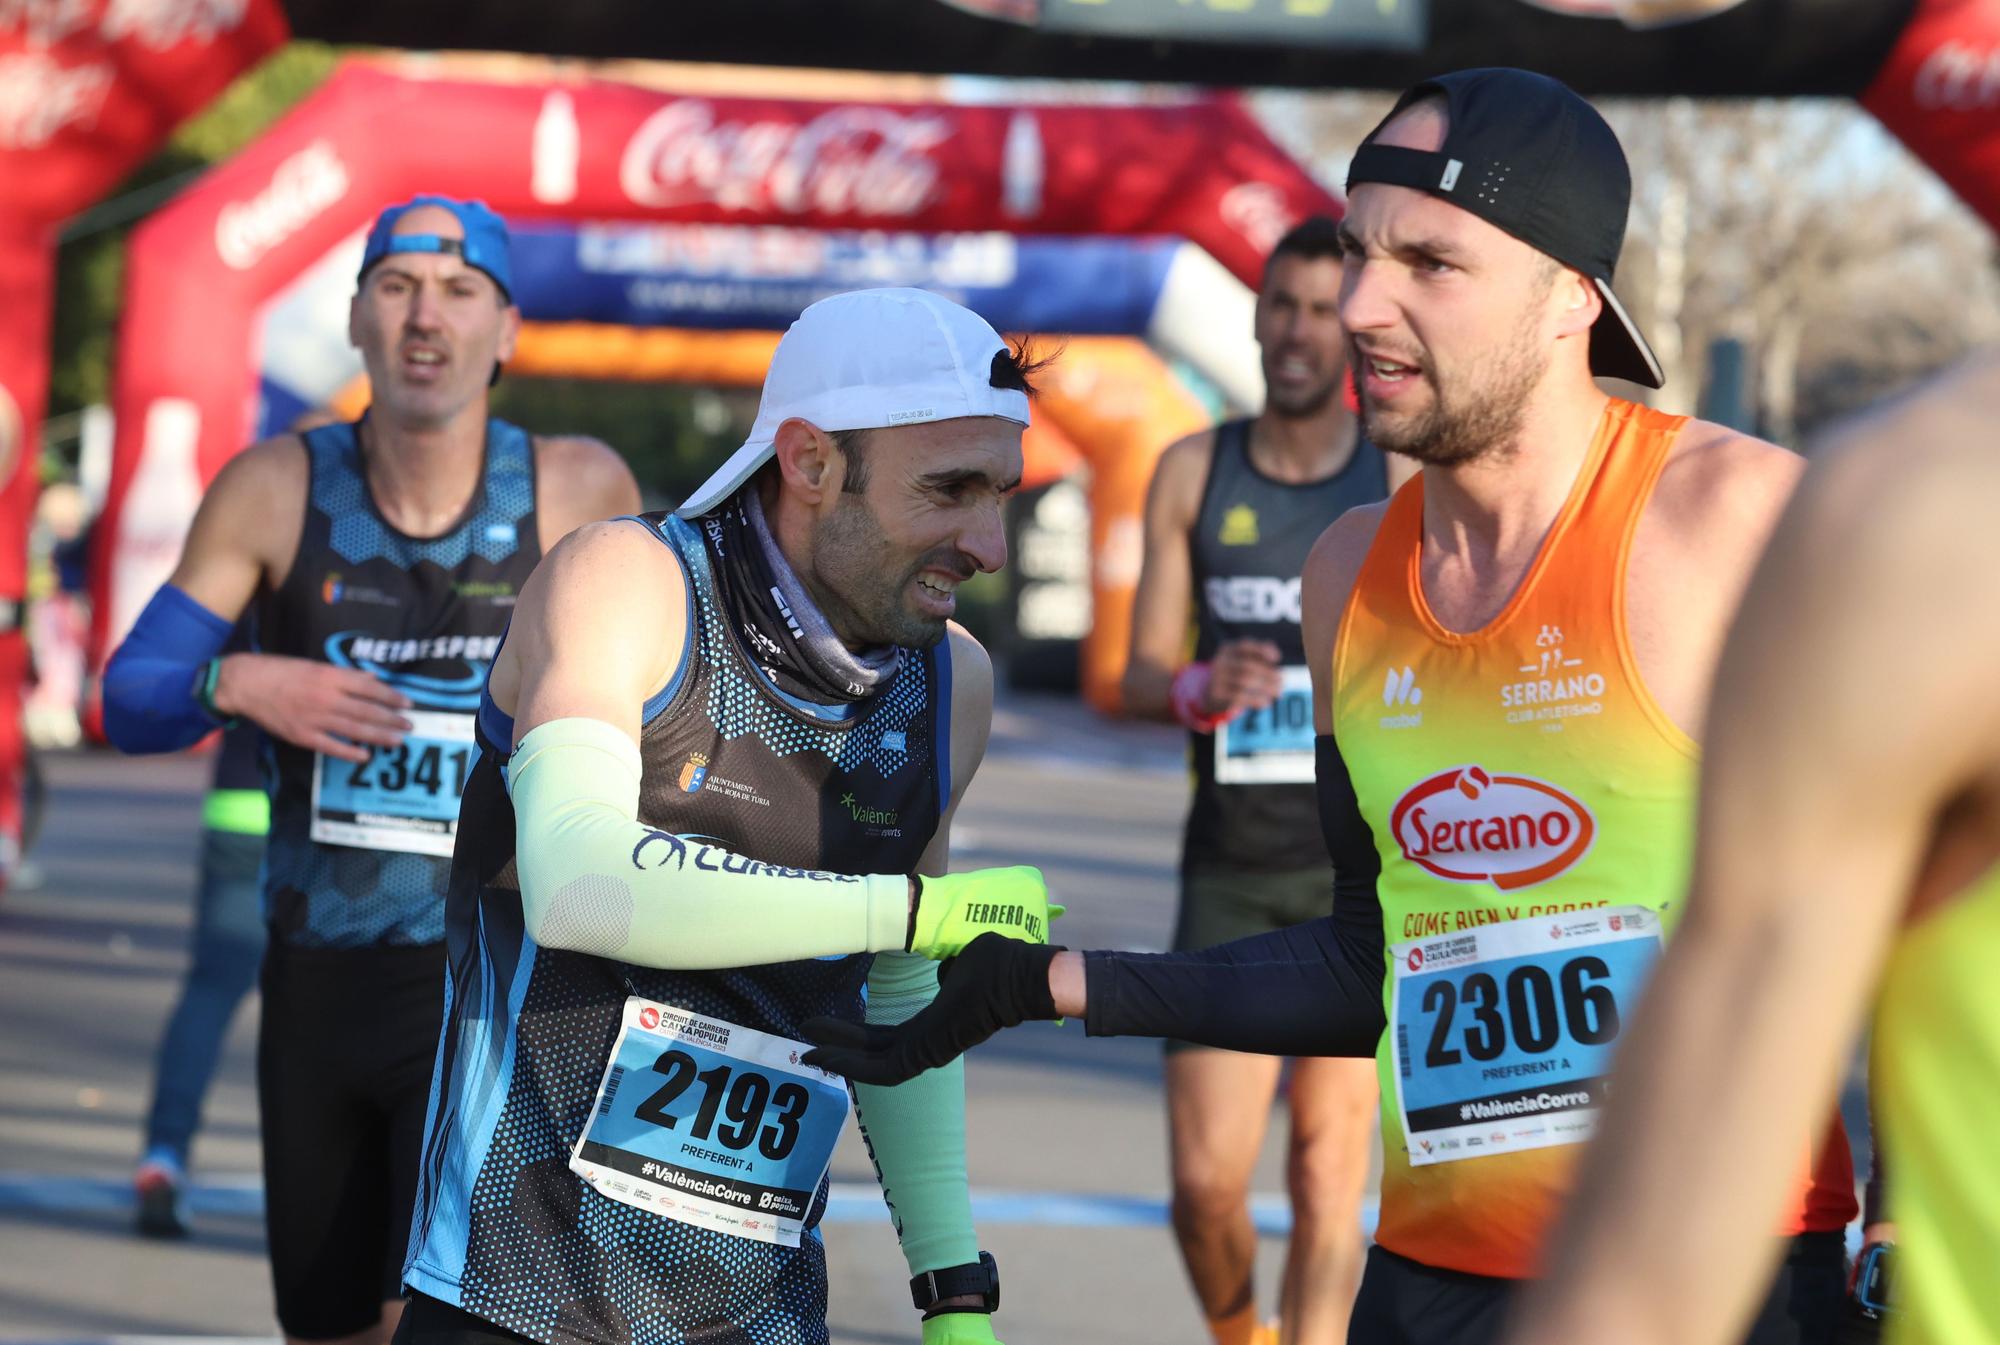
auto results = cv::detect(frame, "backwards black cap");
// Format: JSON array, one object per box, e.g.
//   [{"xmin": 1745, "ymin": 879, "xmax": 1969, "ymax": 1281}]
[{"xmin": 1346, "ymin": 68, "xmax": 1663, "ymax": 390}]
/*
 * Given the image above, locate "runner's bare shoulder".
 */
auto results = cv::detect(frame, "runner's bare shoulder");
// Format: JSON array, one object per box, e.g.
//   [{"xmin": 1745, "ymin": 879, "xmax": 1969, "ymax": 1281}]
[
  {"xmin": 1149, "ymin": 425, "xmax": 1221, "ymax": 522},
  {"xmin": 1303, "ymin": 497, "xmax": 1392, "ymax": 613},
  {"xmin": 185, "ymin": 433, "xmax": 311, "ymax": 575},
  {"xmin": 533, "ymin": 434, "xmax": 642, "ymax": 536},
  {"xmin": 1651, "ymin": 417, "xmax": 1805, "ymax": 544}
]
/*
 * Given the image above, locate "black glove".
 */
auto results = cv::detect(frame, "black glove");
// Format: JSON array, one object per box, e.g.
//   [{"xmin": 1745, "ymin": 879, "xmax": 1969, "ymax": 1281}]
[
  {"xmin": 1835, "ymin": 1303, "xmax": 1884, "ymax": 1345},
  {"xmin": 802, "ymin": 934, "xmax": 1063, "ymax": 1086}
]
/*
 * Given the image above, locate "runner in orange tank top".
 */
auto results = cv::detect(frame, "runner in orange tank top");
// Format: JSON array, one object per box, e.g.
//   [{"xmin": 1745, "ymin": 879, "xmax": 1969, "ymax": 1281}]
[{"xmin": 797, "ymin": 69, "xmax": 1859, "ymax": 1345}]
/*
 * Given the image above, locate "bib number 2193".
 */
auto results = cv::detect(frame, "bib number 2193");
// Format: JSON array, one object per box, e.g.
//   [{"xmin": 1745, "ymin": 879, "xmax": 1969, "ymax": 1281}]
[
  {"xmin": 572, "ymin": 999, "xmax": 848, "ymax": 1246},
  {"xmin": 630, "ymin": 1048, "xmax": 811, "ymax": 1162}
]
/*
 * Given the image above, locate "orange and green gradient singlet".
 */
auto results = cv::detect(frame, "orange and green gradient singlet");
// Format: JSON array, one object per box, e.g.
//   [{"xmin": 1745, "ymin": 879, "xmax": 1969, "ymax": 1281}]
[{"xmin": 1332, "ymin": 399, "xmax": 1856, "ymax": 1278}]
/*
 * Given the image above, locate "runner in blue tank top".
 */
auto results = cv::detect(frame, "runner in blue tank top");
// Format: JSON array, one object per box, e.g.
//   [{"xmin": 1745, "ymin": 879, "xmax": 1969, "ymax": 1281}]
[
  {"xmin": 400, "ymin": 289, "xmax": 1062, "ymax": 1345},
  {"xmin": 103, "ymin": 196, "xmax": 641, "ymax": 1345}
]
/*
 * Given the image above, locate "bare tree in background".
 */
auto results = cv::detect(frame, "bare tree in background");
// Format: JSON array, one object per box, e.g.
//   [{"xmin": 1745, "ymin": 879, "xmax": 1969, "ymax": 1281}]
[
  {"xmin": 1608, "ymin": 97, "xmax": 2000, "ymax": 443},
  {"xmin": 1256, "ymin": 89, "xmax": 1999, "ymax": 445}
]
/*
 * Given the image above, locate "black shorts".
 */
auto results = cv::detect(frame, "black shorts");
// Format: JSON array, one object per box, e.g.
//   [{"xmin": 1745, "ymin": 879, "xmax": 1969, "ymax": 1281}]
[
  {"xmin": 1167, "ymin": 866, "xmax": 1331, "ymax": 1054},
  {"xmin": 393, "ymin": 1292, "xmax": 536, "ymax": 1345},
  {"xmin": 259, "ymin": 940, "xmax": 444, "ymax": 1340},
  {"xmin": 1347, "ymin": 1233, "xmax": 1848, "ymax": 1345}
]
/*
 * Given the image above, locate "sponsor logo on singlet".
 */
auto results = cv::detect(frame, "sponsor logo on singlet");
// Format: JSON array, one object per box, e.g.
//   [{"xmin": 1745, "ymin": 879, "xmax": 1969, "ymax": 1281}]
[
  {"xmin": 1219, "ymin": 504, "xmax": 1260, "ymax": 546},
  {"xmin": 679, "ymin": 753, "xmax": 710, "ymax": 793},
  {"xmin": 321, "ymin": 573, "xmax": 399, "ymax": 608},
  {"xmin": 1389, "ymin": 764, "xmax": 1596, "ymax": 890},
  {"xmin": 1381, "ymin": 665, "xmax": 1425, "ymax": 730},
  {"xmin": 329, "ymin": 630, "xmax": 502, "ymax": 667},
  {"xmin": 1203, "ymin": 575, "xmax": 1301, "ymax": 625}
]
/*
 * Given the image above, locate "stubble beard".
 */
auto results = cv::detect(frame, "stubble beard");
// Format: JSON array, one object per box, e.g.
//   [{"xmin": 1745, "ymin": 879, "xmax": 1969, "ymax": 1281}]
[
  {"xmin": 1263, "ymin": 368, "xmax": 1342, "ymax": 421},
  {"xmin": 808, "ymin": 494, "xmax": 953, "ymax": 651},
  {"xmin": 1360, "ymin": 316, "xmax": 1548, "ymax": 469}
]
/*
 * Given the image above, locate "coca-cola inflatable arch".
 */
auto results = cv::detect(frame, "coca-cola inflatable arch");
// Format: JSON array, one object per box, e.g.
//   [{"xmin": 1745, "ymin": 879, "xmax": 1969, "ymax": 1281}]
[
  {"xmin": 96, "ymin": 58, "xmax": 1339, "ymax": 710},
  {"xmin": 0, "ymin": 0, "xmax": 286, "ymax": 881}
]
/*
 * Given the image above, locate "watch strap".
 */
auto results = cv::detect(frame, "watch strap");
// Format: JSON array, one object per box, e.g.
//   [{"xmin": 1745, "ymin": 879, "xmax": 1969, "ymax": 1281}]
[{"xmin": 910, "ymin": 1251, "xmax": 998, "ymax": 1312}]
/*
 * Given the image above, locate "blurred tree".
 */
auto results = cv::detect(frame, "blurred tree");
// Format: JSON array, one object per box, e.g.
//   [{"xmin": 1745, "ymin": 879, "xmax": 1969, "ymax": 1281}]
[
  {"xmin": 1607, "ymin": 97, "xmax": 2000, "ymax": 444},
  {"xmin": 487, "ymin": 379, "xmax": 758, "ymax": 507}
]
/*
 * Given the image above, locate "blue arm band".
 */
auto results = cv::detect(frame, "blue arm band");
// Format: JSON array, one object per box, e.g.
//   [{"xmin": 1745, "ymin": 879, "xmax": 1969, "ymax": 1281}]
[{"xmin": 102, "ymin": 585, "xmax": 236, "ymax": 754}]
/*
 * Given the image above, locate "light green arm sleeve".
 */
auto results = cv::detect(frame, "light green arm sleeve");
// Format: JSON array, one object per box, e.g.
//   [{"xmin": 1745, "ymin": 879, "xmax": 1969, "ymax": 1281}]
[
  {"xmin": 510, "ymin": 716, "xmax": 911, "ymax": 968},
  {"xmin": 851, "ymin": 949, "xmax": 979, "ymax": 1275}
]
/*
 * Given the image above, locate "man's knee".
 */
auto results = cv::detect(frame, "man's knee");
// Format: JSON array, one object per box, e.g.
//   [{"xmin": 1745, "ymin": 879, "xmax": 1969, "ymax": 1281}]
[
  {"xmin": 1171, "ymin": 1158, "xmax": 1254, "ymax": 1229},
  {"xmin": 1285, "ymin": 1130, "xmax": 1368, "ymax": 1227}
]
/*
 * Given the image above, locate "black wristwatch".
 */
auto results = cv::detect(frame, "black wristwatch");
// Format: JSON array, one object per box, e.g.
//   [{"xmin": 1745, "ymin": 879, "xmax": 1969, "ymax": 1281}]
[{"xmin": 910, "ymin": 1250, "xmax": 1000, "ymax": 1315}]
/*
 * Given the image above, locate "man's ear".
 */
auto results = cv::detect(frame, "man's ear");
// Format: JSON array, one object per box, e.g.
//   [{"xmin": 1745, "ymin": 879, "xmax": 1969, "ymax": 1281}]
[
  {"xmin": 496, "ymin": 304, "xmax": 522, "ymax": 363},
  {"xmin": 1553, "ymin": 267, "xmax": 1603, "ymax": 340},
  {"xmin": 773, "ymin": 418, "xmax": 842, "ymax": 503}
]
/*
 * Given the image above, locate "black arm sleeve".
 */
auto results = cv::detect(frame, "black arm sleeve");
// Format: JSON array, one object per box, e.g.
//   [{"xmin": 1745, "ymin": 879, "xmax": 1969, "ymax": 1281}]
[{"xmin": 1082, "ymin": 733, "xmax": 1387, "ymax": 1056}]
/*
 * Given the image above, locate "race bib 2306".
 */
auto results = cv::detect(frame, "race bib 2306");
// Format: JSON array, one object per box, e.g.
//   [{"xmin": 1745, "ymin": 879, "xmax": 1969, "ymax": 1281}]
[{"xmin": 1388, "ymin": 906, "xmax": 1661, "ymax": 1166}]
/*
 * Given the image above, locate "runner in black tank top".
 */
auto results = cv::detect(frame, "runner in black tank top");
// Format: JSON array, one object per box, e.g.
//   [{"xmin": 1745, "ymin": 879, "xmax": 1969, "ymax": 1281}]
[
  {"xmin": 98, "ymin": 197, "xmax": 641, "ymax": 1345},
  {"xmin": 1183, "ymin": 417, "xmax": 1387, "ymax": 876},
  {"xmin": 1120, "ymin": 219, "xmax": 1399, "ymax": 1345}
]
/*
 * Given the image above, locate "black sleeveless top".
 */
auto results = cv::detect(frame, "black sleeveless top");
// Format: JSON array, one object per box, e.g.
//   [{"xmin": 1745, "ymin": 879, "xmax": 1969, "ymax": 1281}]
[
  {"xmin": 408, "ymin": 510, "xmax": 949, "ymax": 1343},
  {"xmin": 1183, "ymin": 418, "xmax": 1389, "ymax": 875},
  {"xmin": 255, "ymin": 417, "xmax": 540, "ymax": 947}
]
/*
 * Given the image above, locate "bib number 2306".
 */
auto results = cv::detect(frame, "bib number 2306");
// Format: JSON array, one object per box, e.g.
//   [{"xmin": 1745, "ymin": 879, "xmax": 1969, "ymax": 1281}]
[
  {"xmin": 572, "ymin": 999, "xmax": 848, "ymax": 1246},
  {"xmin": 1388, "ymin": 907, "xmax": 1660, "ymax": 1166}
]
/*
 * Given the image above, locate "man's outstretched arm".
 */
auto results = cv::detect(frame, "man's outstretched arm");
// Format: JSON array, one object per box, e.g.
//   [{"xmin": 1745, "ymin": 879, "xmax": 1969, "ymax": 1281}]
[{"xmin": 1504, "ymin": 360, "xmax": 2000, "ymax": 1345}]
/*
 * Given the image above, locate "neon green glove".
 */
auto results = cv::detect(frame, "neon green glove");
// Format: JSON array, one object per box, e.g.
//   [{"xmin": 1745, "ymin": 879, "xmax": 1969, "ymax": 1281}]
[
  {"xmin": 921, "ymin": 1312, "xmax": 1003, "ymax": 1344},
  {"xmin": 909, "ymin": 865, "xmax": 1063, "ymax": 960}
]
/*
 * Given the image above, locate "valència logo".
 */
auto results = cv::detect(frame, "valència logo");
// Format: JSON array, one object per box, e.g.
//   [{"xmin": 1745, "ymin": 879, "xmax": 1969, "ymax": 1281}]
[
  {"xmin": 839, "ymin": 792, "xmax": 898, "ymax": 826},
  {"xmin": 1381, "ymin": 665, "xmax": 1424, "ymax": 730}
]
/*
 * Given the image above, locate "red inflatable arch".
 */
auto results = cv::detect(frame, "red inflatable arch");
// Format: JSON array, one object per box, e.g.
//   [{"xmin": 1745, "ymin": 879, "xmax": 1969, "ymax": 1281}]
[{"xmin": 94, "ymin": 58, "xmax": 1338, "ymax": 679}]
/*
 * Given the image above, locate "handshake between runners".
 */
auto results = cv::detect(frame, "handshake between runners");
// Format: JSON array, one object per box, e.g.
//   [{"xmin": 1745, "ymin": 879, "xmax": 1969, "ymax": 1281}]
[{"xmin": 807, "ymin": 884, "xmax": 1066, "ymax": 1086}]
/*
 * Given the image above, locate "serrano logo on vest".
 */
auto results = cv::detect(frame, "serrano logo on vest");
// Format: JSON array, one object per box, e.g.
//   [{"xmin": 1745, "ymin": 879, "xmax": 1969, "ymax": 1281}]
[{"xmin": 1389, "ymin": 765, "xmax": 1595, "ymax": 890}]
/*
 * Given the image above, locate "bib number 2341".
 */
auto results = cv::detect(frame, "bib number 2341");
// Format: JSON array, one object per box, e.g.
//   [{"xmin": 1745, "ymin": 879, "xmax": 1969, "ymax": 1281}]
[{"xmin": 309, "ymin": 709, "xmax": 474, "ymax": 858}]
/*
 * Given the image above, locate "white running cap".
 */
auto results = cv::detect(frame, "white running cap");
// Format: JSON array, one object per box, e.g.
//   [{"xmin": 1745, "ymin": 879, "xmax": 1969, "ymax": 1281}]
[{"xmin": 677, "ymin": 287, "xmax": 1033, "ymax": 519}]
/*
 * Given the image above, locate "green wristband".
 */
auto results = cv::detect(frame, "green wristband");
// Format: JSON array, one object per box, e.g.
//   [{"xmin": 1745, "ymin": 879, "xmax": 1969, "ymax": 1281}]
[{"xmin": 202, "ymin": 787, "xmax": 270, "ymax": 836}]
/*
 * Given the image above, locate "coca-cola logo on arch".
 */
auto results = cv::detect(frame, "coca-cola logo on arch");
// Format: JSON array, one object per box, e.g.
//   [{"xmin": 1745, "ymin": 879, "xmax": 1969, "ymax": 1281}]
[
  {"xmin": 214, "ymin": 139, "xmax": 348, "ymax": 270},
  {"xmin": 1389, "ymin": 764, "xmax": 1596, "ymax": 891},
  {"xmin": 1218, "ymin": 181, "xmax": 1295, "ymax": 255},
  {"xmin": 619, "ymin": 99, "xmax": 953, "ymax": 217}
]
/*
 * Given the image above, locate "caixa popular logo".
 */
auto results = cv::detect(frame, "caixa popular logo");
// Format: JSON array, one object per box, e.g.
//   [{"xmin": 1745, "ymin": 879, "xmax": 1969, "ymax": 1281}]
[{"xmin": 1389, "ymin": 765, "xmax": 1595, "ymax": 890}]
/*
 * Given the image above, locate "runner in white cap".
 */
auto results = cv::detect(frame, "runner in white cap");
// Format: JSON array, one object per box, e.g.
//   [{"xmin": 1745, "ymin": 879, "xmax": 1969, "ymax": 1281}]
[{"xmin": 399, "ymin": 288, "xmax": 1062, "ymax": 1345}]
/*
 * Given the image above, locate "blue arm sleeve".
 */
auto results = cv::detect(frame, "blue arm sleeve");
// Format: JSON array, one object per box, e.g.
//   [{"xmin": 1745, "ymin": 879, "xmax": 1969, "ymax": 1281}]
[
  {"xmin": 102, "ymin": 585, "xmax": 235, "ymax": 754},
  {"xmin": 1080, "ymin": 732, "xmax": 1386, "ymax": 1056}
]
